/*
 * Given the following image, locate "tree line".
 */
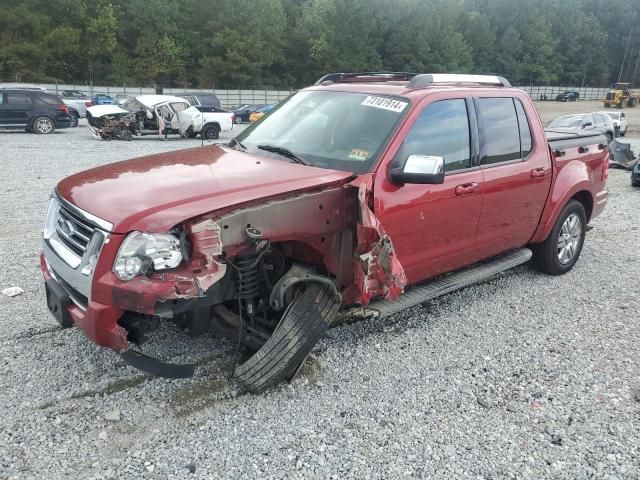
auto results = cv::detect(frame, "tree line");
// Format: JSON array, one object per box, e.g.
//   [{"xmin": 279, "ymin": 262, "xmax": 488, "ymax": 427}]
[{"xmin": 0, "ymin": 0, "xmax": 638, "ymax": 89}]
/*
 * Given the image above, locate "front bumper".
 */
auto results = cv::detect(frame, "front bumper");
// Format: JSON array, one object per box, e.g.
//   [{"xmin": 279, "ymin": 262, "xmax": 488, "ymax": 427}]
[
  {"xmin": 41, "ymin": 253, "xmax": 128, "ymax": 350},
  {"xmin": 55, "ymin": 115, "xmax": 73, "ymax": 129}
]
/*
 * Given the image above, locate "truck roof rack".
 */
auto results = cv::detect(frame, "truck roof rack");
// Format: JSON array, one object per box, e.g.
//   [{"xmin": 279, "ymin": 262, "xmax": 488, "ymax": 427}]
[
  {"xmin": 314, "ymin": 72, "xmax": 419, "ymax": 85},
  {"xmin": 407, "ymin": 74, "xmax": 511, "ymax": 88},
  {"xmin": 314, "ymin": 72, "xmax": 511, "ymax": 88}
]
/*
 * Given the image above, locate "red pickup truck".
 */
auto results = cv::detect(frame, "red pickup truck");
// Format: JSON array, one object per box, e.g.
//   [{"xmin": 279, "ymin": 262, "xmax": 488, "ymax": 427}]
[{"xmin": 41, "ymin": 73, "xmax": 608, "ymax": 392}]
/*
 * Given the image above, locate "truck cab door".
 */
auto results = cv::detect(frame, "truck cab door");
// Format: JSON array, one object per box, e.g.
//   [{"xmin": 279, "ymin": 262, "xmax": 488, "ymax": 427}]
[
  {"xmin": 473, "ymin": 96, "xmax": 552, "ymax": 259},
  {"xmin": 374, "ymin": 96, "xmax": 484, "ymax": 285}
]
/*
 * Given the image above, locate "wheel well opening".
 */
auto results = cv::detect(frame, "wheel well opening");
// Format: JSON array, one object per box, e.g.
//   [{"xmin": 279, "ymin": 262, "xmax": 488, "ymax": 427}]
[{"xmin": 571, "ymin": 190, "xmax": 593, "ymax": 221}]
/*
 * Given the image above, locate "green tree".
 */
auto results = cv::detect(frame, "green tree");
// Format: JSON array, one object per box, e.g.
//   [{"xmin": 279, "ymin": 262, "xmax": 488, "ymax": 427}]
[
  {"xmin": 198, "ymin": 0, "xmax": 287, "ymax": 88},
  {"xmin": 85, "ymin": 1, "xmax": 118, "ymax": 85}
]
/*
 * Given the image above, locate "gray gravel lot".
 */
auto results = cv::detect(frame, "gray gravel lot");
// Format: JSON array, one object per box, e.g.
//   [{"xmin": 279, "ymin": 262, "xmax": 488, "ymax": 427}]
[{"xmin": 1, "ymin": 114, "xmax": 639, "ymax": 479}]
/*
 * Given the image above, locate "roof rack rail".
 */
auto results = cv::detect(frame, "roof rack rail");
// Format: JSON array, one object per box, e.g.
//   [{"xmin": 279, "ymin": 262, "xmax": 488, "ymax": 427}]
[
  {"xmin": 314, "ymin": 72, "xmax": 419, "ymax": 85},
  {"xmin": 407, "ymin": 74, "xmax": 511, "ymax": 88}
]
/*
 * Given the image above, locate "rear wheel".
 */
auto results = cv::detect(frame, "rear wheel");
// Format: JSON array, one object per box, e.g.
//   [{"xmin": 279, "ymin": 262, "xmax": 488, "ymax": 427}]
[
  {"xmin": 234, "ymin": 283, "xmax": 339, "ymax": 393},
  {"xmin": 70, "ymin": 113, "xmax": 79, "ymax": 128},
  {"xmin": 532, "ymin": 199, "xmax": 586, "ymax": 275},
  {"xmin": 201, "ymin": 124, "xmax": 220, "ymax": 140},
  {"xmin": 605, "ymin": 132, "xmax": 613, "ymax": 143},
  {"xmin": 33, "ymin": 116, "xmax": 55, "ymax": 134}
]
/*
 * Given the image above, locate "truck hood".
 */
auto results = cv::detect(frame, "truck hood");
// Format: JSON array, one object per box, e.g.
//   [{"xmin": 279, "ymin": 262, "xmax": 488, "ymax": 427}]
[{"xmin": 56, "ymin": 145, "xmax": 353, "ymax": 233}]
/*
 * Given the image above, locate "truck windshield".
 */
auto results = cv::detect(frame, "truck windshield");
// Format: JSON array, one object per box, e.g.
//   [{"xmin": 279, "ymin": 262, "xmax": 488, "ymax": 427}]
[{"xmin": 234, "ymin": 90, "xmax": 409, "ymax": 173}]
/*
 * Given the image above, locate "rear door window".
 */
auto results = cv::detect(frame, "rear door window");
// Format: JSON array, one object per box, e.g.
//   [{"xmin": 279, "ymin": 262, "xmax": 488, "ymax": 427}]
[
  {"xmin": 477, "ymin": 97, "xmax": 521, "ymax": 165},
  {"xmin": 514, "ymin": 99, "xmax": 532, "ymax": 157},
  {"xmin": 398, "ymin": 99, "xmax": 471, "ymax": 172},
  {"xmin": 6, "ymin": 93, "xmax": 32, "ymax": 104}
]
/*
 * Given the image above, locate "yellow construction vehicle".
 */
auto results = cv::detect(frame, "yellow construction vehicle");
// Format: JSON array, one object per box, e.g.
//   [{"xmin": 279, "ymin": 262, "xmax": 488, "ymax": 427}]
[{"xmin": 603, "ymin": 83, "xmax": 640, "ymax": 108}]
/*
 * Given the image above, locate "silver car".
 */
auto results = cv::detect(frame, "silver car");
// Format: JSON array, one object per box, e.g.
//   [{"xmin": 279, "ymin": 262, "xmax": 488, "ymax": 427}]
[
  {"xmin": 547, "ymin": 112, "xmax": 615, "ymax": 142},
  {"xmin": 599, "ymin": 111, "xmax": 628, "ymax": 137}
]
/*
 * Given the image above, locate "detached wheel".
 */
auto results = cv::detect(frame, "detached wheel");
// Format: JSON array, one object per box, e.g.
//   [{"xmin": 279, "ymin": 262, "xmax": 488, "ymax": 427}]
[
  {"xmin": 234, "ymin": 283, "xmax": 339, "ymax": 393},
  {"xmin": 532, "ymin": 199, "xmax": 586, "ymax": 275},
  {"xmin": 201, "ymin": 124, "xmax": 220, "ymax": 140},
  {"xmin": 33, "ymin": 116, "xmax": 55, "ymax": 134}
]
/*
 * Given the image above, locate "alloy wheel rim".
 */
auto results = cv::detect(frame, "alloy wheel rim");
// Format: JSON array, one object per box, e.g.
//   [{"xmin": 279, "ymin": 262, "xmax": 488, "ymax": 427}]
[
  {"xmin": 557, "ymin": 213, "xmax": 582, "ymax": 264},
  {"xmin": 37, "ymin": 118, "xmax": 52, "ymax": 133}
]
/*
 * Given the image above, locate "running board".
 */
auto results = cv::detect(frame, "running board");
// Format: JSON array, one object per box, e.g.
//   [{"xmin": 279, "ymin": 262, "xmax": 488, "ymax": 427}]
[{"xmin": 339, "ymin": 248, "xmax": 532, "ymax": 322}]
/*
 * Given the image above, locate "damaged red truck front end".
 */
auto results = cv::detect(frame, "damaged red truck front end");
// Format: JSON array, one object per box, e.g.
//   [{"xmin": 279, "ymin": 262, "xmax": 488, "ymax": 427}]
[{"xmin": 41, "ymin": 141, "xmax": 405, "ymax": 388}]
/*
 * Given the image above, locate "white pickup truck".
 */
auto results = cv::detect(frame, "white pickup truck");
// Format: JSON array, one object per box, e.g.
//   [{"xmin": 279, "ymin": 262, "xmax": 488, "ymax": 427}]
[{"xmin": 86, "ymin": 94, "xmax": 234, "ymax": 140}]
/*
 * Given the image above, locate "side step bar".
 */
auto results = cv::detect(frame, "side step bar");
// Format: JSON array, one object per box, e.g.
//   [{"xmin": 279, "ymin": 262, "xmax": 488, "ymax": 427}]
[{"xmin": 339, "ymin": 248, "xmax": 532, "ymax": 321}]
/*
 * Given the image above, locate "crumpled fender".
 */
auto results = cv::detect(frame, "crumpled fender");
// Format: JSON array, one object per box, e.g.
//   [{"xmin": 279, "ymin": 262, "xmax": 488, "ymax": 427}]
[{"xmin": 344, "ymin": 174, "xmax": 407, "ymax": 305}]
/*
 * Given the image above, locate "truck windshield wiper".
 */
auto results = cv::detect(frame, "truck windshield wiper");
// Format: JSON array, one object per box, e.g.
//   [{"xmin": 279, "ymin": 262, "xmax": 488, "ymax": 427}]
[
  {"xmin": 228, "ymin": 137, "xmax": 247, "ymax": 151},
  {"xmin": 257, "ymin": 144, "xmax": 310, "ymax": 166}
]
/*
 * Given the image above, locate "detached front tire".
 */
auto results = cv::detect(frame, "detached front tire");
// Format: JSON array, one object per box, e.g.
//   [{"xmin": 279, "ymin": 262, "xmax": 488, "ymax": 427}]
[
  {"xmin": 234, "ymin": 283, "xmax": 339, "ymax": 393},
  {"xmin": 532, "ymin": 199, "xmax": 586, "ymax": 275}
]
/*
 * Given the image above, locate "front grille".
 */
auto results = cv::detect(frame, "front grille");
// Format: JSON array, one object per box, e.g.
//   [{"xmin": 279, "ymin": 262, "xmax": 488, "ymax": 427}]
[{"xmin": 55, "ymin": 203, "xmax": 96, "ymax": 256}]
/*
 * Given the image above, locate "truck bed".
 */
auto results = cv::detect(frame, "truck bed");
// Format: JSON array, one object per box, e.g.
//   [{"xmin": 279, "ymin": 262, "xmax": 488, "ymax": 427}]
[{"xmin": 545, "ymin": 129, "xmax": 607, "ymax": 151}]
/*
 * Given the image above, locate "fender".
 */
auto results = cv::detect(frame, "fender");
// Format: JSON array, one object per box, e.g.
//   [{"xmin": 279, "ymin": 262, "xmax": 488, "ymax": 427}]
[{"xmin": 530, "ymin": 158, "xmax": 594, "ymax": 244}]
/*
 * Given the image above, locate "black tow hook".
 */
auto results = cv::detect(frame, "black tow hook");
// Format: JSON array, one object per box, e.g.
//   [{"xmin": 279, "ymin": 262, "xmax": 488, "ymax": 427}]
[{"xmin": 120, "ymin": 349, "xmax": 196, "ymax": 379}]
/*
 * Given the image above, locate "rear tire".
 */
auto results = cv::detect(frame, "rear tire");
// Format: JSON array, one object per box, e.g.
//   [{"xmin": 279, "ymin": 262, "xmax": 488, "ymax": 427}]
[
  {"xmin": 234, "ymin": 283, "xmax": 339, "ymax": 393},
  {"xmin": 70, "ymin": 113, "xmax": 79, "ymax": 128},
  {"xmin": 33, "ymin": 116, "xmax": 55, "ymax": 134},
  {"xmin": 605, "ymin": 132, "xmax": 613, "ymax": 143},
  {"xmin": 532, "ymin": 199, "xmax": 586, "ymax": 275},
  {"xmin": 201, "ymin": 124, "xmax": 220, "ymax": 140}
]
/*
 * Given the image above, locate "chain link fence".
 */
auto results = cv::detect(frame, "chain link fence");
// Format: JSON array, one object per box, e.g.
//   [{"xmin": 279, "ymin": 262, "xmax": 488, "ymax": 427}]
[
  {"xmin": 0, "ymin": 82, "xmax": 295, "ymax": 108},
  {"xmin": 1, "ymin": 81, "xmax": 614, "ymax": 105},
  {"xmin": 515, "ymin": 85, "xmax": 610, "ymax": 101}
]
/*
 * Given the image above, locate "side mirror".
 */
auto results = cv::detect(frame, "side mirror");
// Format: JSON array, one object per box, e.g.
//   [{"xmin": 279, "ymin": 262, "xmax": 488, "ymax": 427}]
[{"xmin": 389, "ymin": 155, "xmax": 445, "ymax": 185}]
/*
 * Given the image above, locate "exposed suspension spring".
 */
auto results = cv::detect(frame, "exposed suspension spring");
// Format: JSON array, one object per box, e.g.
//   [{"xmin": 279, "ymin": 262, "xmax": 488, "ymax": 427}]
[{"xmin": 236, "ymin": 253, "xmax": 261, "ymax": 300}]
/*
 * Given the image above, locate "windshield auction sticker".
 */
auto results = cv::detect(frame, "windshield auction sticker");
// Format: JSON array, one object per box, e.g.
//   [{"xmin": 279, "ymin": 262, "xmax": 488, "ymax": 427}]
[
  {"xmin": 361, "ymin": 96, "xmax": 408, "ymax": 113},
  {"xmin": 348, "ymin": 148, "xmax": 370, "ymax": 161}
]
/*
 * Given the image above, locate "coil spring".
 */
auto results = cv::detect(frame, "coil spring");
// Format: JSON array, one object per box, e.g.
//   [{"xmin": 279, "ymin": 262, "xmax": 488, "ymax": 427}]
[{"xmin": 236, "ymin": 253, "xmax": 260, "ymax": 300}]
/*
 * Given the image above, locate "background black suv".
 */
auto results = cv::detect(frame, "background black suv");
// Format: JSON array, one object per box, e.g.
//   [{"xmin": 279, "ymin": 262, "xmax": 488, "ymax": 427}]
[{"xmin": 0, "ymin": 89, "xmax": 73, "ymax": 134}]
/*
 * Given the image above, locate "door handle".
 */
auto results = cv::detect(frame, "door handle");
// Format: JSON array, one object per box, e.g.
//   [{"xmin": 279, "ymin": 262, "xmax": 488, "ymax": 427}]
[
  {"xmin": 455, "ymin": 182, "xmax": 479, "ymax": 195},
  {"xmin": 531, "ymin": 168, "xmax": 549, "ymax": 179}
]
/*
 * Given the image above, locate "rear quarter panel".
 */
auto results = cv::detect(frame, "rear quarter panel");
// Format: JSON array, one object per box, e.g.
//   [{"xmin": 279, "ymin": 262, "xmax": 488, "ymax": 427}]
[{"xmin": 530, "ymin": 140, "xmax": 608, "ymax": 243}]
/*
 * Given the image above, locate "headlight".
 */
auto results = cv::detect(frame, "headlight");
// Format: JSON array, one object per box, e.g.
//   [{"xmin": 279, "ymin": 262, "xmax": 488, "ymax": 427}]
[
  {"xmin": 113, "ymin": 232, "xmax": 182, "ymax": 281},
  {"xmin": 42, "ymin": 196, "xmax": 60, "ymax": 240}
]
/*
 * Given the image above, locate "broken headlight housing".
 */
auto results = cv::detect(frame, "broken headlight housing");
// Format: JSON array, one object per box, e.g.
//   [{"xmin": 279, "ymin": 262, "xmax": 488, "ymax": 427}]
[{"xmin": 113, "ymin": 232, "xmax": 182, "ymax": 281}]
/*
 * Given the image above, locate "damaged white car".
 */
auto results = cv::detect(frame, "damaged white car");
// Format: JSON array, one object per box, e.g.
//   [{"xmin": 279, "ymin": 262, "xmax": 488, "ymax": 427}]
[{"xmin": 86, "ymin": 95, "xmax": 234, "ymax": 140}]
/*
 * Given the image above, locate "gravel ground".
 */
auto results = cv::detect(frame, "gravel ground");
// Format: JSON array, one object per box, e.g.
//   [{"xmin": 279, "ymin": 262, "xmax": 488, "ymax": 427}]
[{"xmin": 1, "ymin": 107, "xmax": 639, "ymax": 479}]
